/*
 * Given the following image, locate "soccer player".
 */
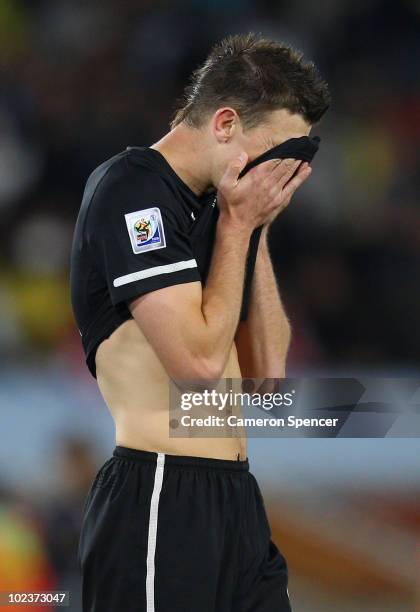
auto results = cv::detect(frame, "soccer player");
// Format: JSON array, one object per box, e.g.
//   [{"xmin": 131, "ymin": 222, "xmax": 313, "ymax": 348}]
[{"xmin": 70, "ymin": 33, "xmax": 329, "ymax": 612}]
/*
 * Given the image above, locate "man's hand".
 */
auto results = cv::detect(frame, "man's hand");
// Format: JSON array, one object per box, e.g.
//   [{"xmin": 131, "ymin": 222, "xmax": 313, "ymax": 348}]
[
  {"xmin": 234, "ymin": 158, "xmax": 311, "ymax": 378},
  {"xmin": 261, "ymin": 160, "xmax": 312, "ymax": 230},
  {"xmin": 217, "ymin": 154, "xmax": 311, "ymax": 233}
]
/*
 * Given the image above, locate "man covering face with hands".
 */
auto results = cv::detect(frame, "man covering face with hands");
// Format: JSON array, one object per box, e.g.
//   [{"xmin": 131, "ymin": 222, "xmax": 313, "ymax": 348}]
[{"xmin": 71, "ymin": 32, "xmax": 330, "ymax": 612}]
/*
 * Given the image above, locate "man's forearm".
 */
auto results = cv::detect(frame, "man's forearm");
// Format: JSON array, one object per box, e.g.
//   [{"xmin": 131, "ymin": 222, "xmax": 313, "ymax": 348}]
[
  {"xmin": 199, "ymin": 216, "xmax": 251, "ymax": 375},
  {"xmin": 236, "ymin": 228, "xmax": 291, "ymax": 378}
]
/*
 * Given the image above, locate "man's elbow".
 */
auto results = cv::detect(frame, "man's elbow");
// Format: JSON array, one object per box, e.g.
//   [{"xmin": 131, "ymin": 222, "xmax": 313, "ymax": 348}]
[{"xmin": 168, "ymin": 355, "xmax": 224, "ymax": 383}]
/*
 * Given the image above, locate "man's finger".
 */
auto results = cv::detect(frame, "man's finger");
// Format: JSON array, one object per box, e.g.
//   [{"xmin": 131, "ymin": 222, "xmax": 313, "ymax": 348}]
[
  {"xmin": 244, "ymin": 158, "xmax": 282, "ymax": 182},
  {"xmin": 282, "ymin": 164, "xmax": 312, "ymax": 200},
  {"xmin": 263, "ymin": 158, "xmax": 300, "ymax": 198},
  {"xmin": 262, "ymin": 158, "xmax": 300, "ymax": 191},
  {"xmin": 277, "ymin": 158, "xmax": 302, "ymax": 188},
  {"xmin": 220, "ymin": 152, "xmax": 248, "ymax": 188}
]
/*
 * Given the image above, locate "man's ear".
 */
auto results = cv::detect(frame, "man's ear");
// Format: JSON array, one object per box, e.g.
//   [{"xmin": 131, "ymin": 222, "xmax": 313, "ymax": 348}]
[{"xmin": 212, "ymin": 107, "xmax": 239, "ymax": 143}]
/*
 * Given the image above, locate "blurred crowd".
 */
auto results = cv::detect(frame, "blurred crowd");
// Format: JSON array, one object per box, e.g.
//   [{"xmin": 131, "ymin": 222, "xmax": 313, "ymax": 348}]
[
  {"xmin": 0, "ymin": 0, "xmax": 419, "ymax": 376},
  {"xmin": 0, "ymin": 1, "xmax": 419, "ymax": 610},
  {"xmin": 0, "ymin": 437, "xmax": 99, "ymax": 611}
]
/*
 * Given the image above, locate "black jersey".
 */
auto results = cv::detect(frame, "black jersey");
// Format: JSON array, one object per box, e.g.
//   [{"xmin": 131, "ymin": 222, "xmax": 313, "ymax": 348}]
[
  {"xmin": 70, "ymin": 146, "xmax": 257, "ymax": 378},
  {"xmin": 71, "ymin": 137, "xmax": 321, "ymax": 378}
]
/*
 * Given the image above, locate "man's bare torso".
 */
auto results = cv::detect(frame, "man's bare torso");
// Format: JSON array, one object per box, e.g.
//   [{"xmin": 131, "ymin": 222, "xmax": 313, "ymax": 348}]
[{"xmin": 95, "ymin": 320, "xmax": 247, "ymax": 460}]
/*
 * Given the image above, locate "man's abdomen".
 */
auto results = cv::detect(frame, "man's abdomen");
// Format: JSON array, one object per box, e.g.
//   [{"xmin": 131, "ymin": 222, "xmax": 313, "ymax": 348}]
[{"xmin": 95, "ymin": 319, "xmax": 246, "ymax": 460}]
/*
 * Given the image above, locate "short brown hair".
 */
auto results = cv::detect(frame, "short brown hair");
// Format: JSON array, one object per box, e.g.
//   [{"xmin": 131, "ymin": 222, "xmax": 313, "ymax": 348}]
[{"xmin": 170, "ymin": 32, "xmax": 330, "ymax": 130}]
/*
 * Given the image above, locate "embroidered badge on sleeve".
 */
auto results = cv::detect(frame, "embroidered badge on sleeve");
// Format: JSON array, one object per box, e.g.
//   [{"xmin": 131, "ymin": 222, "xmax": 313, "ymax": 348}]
[{"xmin": 124, "ymin": 207, "xmax": 166, "ymax": 254}]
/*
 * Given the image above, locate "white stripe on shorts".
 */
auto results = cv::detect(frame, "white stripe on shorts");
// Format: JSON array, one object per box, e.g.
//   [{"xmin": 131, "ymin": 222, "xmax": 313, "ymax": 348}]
[{"xmin": 146, "ymin": 452, "xmax": 165, "ymax": 612}]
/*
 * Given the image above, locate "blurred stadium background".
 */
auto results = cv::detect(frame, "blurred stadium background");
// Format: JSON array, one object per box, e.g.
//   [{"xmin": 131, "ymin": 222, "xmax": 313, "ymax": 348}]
[{"xmin": 0, "ymin": 0, "xmax": 419, "ymax": 610}]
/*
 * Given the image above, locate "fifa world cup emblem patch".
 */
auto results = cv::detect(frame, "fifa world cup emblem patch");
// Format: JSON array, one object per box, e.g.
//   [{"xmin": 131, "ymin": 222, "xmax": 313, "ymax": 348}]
[{"xmin": 124, "ymin": 207, "xmax": 166, "ymax": 254}]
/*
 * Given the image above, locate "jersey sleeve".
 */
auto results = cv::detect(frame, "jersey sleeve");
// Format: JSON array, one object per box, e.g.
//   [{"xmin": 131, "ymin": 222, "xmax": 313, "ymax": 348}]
[{"xmin": 87, "ymin": 165, "xmax": 201, "ymax": 306}]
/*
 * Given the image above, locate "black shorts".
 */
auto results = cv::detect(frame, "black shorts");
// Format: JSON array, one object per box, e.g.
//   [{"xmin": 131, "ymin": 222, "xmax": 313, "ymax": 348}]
[{"xmin": 78, "ymin": 446, "xmax": 292, "ymax": 612}]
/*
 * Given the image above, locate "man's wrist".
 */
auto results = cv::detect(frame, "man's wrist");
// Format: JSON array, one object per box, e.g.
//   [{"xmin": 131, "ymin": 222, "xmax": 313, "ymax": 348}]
[
  {"xmin": 260, "ymin": 225, "xmax": 270, "ymax": 247},
  {"xmin": 217, "ymin": 213, "xmax": 252, "ymax": 242},
  {"xmin": 257, "ymin": 228, "xmax": 273, "ymax": 268}
]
